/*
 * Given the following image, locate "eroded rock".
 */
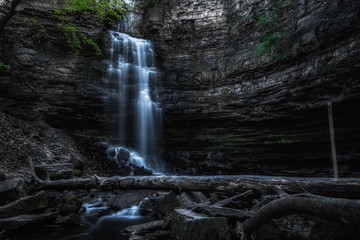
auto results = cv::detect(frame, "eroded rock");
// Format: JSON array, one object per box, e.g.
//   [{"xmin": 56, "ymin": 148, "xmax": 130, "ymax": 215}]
[
  {"xmin": 34, "ymin": 163, "xmax": 74, "ymax": 180},
  {"xmin": 0, "ymin": 178, "xmax": 27, "ymax": 206},
  {"xmin": 0, "ymin": 212, "xmax": 58, "ymax": 230},
  {"xmin": 0, "ymin": 191, "xmax": 48, "ymax": 218},
  {"xmin": 170, "ymin": 209, "xmax": 230, "ymax": 240}
]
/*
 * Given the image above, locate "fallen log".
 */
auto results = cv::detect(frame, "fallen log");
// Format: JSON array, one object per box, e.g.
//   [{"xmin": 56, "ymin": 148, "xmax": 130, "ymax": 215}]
[
  {"xmin": 33, "ymin": 175, "xmax": 360, "ymax": 198},
  {"xmin": 241, "ymin": 193, "xmax": 360, "ymax": 236}
]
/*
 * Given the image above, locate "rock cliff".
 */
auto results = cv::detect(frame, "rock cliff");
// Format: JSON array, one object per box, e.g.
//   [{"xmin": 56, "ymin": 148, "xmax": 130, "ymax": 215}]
[
  {"xmin": 141, "ymin": 0, "xmax": 360, "ymax": 175},
  {"xmin": 0, "ymin": 0, "xmax": 128, "ymax": 178},
  {"xmin": 1, "ymin": 0, "xmax": 359, "ymax": 177}
]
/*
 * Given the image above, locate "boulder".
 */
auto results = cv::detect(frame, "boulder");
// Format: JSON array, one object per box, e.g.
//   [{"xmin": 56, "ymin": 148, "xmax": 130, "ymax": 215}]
[
  {"xmin": 152, "ymin": 191, "xmax": 179, "ymax": 218},
  {"xmin": 34, "ymin": 163, "xmax": 74, "ymax": 180},
  {"xmin": 108, "ymin": 190, "xmax": 155, "ymax": 209},
  {"xmin": 54, "ymin": 213, "xmax": 81, "ymax": 225},
  {"xmin": 170, "ymin": 209, "xmax": 230, "ymax": 240},
  {"xmin": 0, "ymin": 191, "xmax": 48, "ymax": 218},
  {"xmin": 125, "ymin": 219, "xmax": 165, "ymax": 234},
  {"xmin": 0, "ymin": 212, "xmax": 58, "ymax": 230},
  {"xmin": 0, "ymin": 178, "xmax": 27, "ymax": 206},
  {"xmin": 59, "ymin": 192, "xmax": 82, "ymax": 216},
  {"xmin": 177, "ymin": 192, "xmax": 209, "ymax": 209},
  {"xmin": 117, "ymin": 148, "xmax": 130, "ymax": 161}
]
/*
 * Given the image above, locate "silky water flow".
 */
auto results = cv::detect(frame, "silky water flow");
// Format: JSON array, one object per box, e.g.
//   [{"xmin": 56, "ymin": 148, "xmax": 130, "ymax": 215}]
[{"xmin": 104, "ymin": 28, "xmax": 164, "ymax": 174}]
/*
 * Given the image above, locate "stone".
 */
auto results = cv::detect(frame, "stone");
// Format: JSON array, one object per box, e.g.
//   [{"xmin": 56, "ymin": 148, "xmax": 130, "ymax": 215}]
[
  {"xmin": 108, "ymin": 190, "xmax": 155, "ymax": 209},
  {"xmin": 0, "ymin": 178, "xmax": 27, "ymax": 206},
  {"xmin": 125, "ymin": 220, "xmax": 165, "ymax": 234},
  {"xmin": 54, "ymin": 213, "xmax": 81, "ymax": 225},
  {"xmin": 59, "ymin": 192, "xmax": 82, "ymax": 216},
  {"xmin": 0, "ymin": 212, "xmax": 58, "ymax": 230},
  {"xmin": 0, "ymin": 191, "xmax": 48, "ymax": 218},
  {"xmin": 176, "ymin": 192, "xmax": 210, "ymax": 209},
  {"xmin": 117, "ymin": 148, "xmax": 130, "ymax": 161},
  {"xmin": 34, "ymin": 163, "xmax": 74, "ymax": 180},
  {"xmin": 170, "ymin": 209, "xmax": 230, "ymax": 240},
  {"xmin": 152, "ymin": 191, "xmax": 179, "ymax": 218}
]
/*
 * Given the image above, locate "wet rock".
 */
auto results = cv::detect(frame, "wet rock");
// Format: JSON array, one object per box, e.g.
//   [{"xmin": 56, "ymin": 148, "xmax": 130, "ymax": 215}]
[
  {"xmin": 152, "ymin": 191, "xmax": 179, "ymax": 218},
  {"xmin": 0, "ymin": 212, "xmax": 58, "ymax": 230},
  {"xmin": 59, "ymin": 192, "xmax": 82, "ymax": 216},
  {"xmin": 0, "ymin": 178, "xmax": 27, "ymax": 206},
  {"xmin": 142, "ymin": 0, "xmax": 360, "ymax": 176},
  {"xmin": 0, "ymin": 191, "xmax": 48, "ymax": 218},
  {"xmin": 177, "ymin": 192, "xmax": 209, "ymax": 209},
  {"xmin": 34, "ymin": 163, "xmax": 74, "ymax": 180},
  {"xmin": 132, "ymin": 166, "xmax": 153, "ymax": 176},
  {"xmin": 170, "ymin": 209, "xmax": 230, "ymax": 240},
  {"xmin": 108, "ymin": 190, "xmax": 155, "ymax": 209},
  {"xmin": 117, "ymin": 148, "xmax": 130, "ymax": 161},
  {"xmin": 125, "ymin": 219, "xmax": 165, "ymax": 234},
  {"xmin": 54, "ymin": 213, "xmax": 81, "ymax": 225}
]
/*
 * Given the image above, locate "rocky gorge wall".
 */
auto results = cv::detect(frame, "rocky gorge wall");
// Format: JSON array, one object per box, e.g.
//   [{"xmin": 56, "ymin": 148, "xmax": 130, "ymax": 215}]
[
  {"xmin": 0, "ymin": 0, "xmax": 129, "ymax": 178},
  {"xmin": 140, "ymin": 0, "xmax": 360, "ymax": 175},
  {"xmin": 1, "ymin": 0, "xmax": 360, "ymax": 177}
]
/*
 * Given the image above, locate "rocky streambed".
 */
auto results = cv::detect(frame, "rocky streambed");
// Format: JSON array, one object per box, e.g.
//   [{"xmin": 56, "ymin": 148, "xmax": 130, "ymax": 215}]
[{"xmin": 0, "ymin": 163, "xmax": 359, "ymax": 240}]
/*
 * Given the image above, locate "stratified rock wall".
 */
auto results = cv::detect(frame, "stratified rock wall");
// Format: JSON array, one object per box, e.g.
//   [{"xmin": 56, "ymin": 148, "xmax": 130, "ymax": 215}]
[
  {"xmin": 1, "ymin": 0, "xmax": 359, "ymax": 177},
  {"xmin": 141, "ymin": 0, "xmax": 360, "ymax": 175},
  {"xmin": 0, "ymin": 0, "xmax": 122, "ymax": 178}
]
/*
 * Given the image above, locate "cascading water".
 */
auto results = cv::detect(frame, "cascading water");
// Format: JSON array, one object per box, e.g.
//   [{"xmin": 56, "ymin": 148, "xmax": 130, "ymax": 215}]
[{"xmin": 104, "ymin": 27, "xmax": 163, "ymax": 173}]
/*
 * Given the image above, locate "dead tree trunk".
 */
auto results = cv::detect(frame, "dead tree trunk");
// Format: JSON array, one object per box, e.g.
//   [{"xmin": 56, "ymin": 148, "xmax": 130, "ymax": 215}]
[
  {"xmin": 242, "ymin": 193, "xmax": 360, "ymax": 235},
  {"xmin": 33, "ymin": 175, "xmax": 360, "ymax": 198}
]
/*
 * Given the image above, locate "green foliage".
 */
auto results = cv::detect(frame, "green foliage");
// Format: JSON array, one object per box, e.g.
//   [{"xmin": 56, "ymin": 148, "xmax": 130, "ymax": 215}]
[
  {"xmin": 254, "ymin": 0, "xmax": 295, "ymax": 62},
  {"xmin": 52, "ymin": 0, "xmax": 129, "ymax": 56},
  {"xmin": 36, "ymin": 0, "xmax": 128, "ymax": 56},
  {"xmin": 10, "ymin": 17, "xmax": 51, "ymax": 51},
  {"xmin": 58, "ymin": 23, "xmax": 102, "ymax": 56},
  {"xmin": 0, "ymin": 61, "xmax": 11, "ymax": 70}
]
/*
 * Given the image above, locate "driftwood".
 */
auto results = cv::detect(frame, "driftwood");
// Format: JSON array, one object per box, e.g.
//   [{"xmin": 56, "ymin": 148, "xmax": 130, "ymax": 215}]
[
  {"xmin": 32, "ymin": 175, "xmax": 360, "ymax": 198},
  {"xmin": 241, "ymin": 193, "xmax": 360, "ymax": 236}
]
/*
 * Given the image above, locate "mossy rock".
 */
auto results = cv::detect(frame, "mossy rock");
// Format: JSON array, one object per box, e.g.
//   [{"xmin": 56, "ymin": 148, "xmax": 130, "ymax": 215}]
[
  {"xmin": 59, "ymin": 192, "xmax": 81, "ymax": 216},
  {"xmin": 55, "ymin": 213, "xmax": 81, "ymax": 225}
]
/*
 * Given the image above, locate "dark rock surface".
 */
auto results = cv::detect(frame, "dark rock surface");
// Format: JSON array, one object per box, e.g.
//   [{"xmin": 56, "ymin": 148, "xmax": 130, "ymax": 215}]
[
  {"xmin": 0, "ymin": 212, "xmax": 58, "ymax": 230},
  {"xmin": 0, "ymin": 190, "xmax": 48, "ymax": 218},
  {"xmin": 0, "ymin": 0, "xmax": 359, "ymax": 177},
  {"xmin": 140, "ymin": 0, "xmax": 360, "ymax": 175},
  {"xmin": 170, "ymin": 209, "xmax": 230, "ymax": 240},
  {"xmin": 35, "ymin": 163, "xmax": 74, "ymax": 180},
  {"xmin": 0, "ymin": 178, "xmax": 27, "ymax": 205},
  {"xmin": 0, "ymin": 0, "xmax": 132, "ymax": 178}
]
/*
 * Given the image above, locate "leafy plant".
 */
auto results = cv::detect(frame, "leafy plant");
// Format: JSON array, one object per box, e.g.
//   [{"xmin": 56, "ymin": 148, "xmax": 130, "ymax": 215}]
[
  {"xmin": 52, "ymin": 0, "xmax": 129, "ymax": 56},
  {"xmin": 254, "ymin": 0, "xmax": 295, "ymax": 62},
  {"xmin": 0, "ymin": 61, "xmax": 11, "ymax": 70}
]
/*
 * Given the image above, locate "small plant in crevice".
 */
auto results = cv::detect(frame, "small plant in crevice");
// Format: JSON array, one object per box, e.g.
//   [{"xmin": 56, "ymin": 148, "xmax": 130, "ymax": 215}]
[
  {"xmin": 0, "ymin": 61, "xmax": 11, "ymax": 70},
  {"xmin": 10, "ymin": 17, "xmax": 52, "ymax": 52},
  {"xmin": 254, "ymin": 0, "xmax": 295, "ymax": 63}
]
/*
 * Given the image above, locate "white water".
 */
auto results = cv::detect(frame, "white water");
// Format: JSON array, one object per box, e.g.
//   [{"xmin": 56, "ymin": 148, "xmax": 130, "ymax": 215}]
[{"xmin": 104, "ymin": 30, "xmax": 163, "ymax": 173}]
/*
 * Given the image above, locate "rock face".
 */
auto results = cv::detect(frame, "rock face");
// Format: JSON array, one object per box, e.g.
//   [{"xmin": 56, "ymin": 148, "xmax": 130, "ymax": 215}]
[
  {"xmin": 1, "ymin": 0, "xmax": 360, "ymax": 176},
  {"xmin": 0, "ymin": 178, "xmax": 27, "ymax": 205},
  {"xmin": 35, "ymin": 163, "xmax": 74, "ymax": 180},
  {"xmin": 0, "ymin": 0, "xmax": 132, "ymax": 177},
  {"xmin": 170, "ymin": 209, "xmax": 230, "ymax": 240},
  {"xmin": 140, "ymin": 0, "xmax": 360, "ymax": 175}
]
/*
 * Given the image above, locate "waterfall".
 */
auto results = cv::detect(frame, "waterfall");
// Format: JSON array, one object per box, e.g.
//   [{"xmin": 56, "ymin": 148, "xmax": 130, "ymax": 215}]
[{"xmin": 104, "ymin": 30, "xmax": 163, "ymax": 173}]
